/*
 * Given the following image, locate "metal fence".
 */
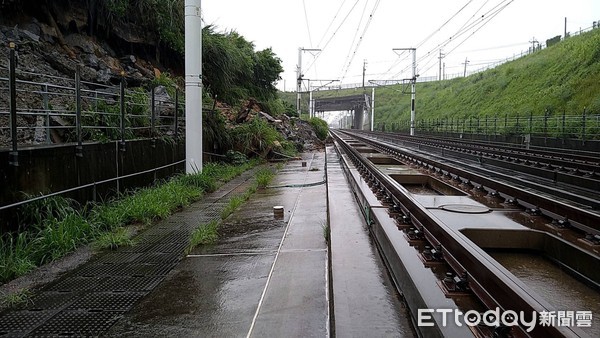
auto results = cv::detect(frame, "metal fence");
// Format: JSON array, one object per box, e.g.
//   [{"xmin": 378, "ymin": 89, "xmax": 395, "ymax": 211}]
[
  {"xmin": 0, "ymin": 44, "xmax": 184, "ymax": 165},
  {"xmin": 380, "ymin": 112, "xmax": 600, "ymax": 141},
  {"xmin": 313, "ymin": 23, "xmax": 599, "ymax": 92}
]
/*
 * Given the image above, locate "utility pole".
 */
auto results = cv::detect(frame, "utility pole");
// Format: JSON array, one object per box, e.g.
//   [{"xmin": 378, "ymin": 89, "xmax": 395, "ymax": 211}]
[
  {"xmin": 371, "ymin": 87, "xmax": 375, "ymax": 132},
  {"xmin": 529, "ymin": 37, "xmax": 539, "ymax": 53},
  {"xmin": 393, "ymin": 48, "xmax": 417, "ymax": 136},
  {"xmin": 184, "ymin": 0, "xmax": 202, "ymax": 173},
  {"xmin": 296, "ymin": 47, "xmax": 321, "ymax": 118},
  {"xmin": 462, "ymin": 58, "xmax": 470, "ymax": 77},
  {"xmin": 362, "ymin": 59, "xmax": 367, "ymax": 93},
  {"xmin": 438, "ymin": 49, "xmax": 445, "ymax": 81},
  {"xmin": 564, "ymin": 17, "xmax": 567, "ymax": 39}
]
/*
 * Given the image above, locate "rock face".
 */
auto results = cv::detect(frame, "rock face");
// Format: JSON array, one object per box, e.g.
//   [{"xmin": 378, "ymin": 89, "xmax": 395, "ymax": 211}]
[{"xmin": 0, "ymin": 2, "xmax": 325, "ymax": 154}]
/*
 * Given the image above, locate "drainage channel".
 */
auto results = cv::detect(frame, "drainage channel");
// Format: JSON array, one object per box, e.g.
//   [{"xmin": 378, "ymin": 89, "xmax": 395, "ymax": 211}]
[{"xmin": 331, "ymin": 130, "xmax": 597, "ymax": 338}]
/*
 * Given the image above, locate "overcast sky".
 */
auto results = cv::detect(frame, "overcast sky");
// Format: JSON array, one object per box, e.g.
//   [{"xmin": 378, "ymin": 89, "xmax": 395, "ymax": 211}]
[{"xmin": 202, "ymin": 0, "xmax": 599, "ymax": 91}]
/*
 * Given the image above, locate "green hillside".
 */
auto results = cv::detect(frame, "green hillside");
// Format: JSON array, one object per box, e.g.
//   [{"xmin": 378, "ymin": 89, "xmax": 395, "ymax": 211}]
[{"xmin": 285, "ymin": 28, "xmax": 600, "ymax": 127}]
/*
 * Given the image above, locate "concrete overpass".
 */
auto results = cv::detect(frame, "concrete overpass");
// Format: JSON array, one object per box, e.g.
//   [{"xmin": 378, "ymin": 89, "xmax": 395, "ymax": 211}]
[{"xmin": 314, "ymin": 94, "xmax": 372, "ymax": 130}]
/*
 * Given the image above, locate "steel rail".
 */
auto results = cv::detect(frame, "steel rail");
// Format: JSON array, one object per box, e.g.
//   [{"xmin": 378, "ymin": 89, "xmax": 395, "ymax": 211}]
[
  {"xmin": 344, "ymin": 130, "xmax": 600, "ymax": 236},
  {"xmin": 331, "ymin": 130, "xmax": 587, "ymax": 337}
]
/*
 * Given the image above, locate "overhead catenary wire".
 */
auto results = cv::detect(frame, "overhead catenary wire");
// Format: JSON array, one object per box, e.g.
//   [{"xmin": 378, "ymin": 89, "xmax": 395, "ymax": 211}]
[
  {"xmin": 389, "ymin": 0, "xmax": 513, "ymax": 79},
  {"xmin": 383, "ymin": 0, "xmax": 474, "ymax": 77},
  {"xmin": 302, "ymin": 0, "xmax": 314, "ymax": 47},
  {"xmin": 417, "ymin": 0, "xmax": 514, "ymax": 75},
  {"xmin": 316, "ymin": 0, "xmax": 348, "ymax": 48},
  {"xmin": 339, "ymin": 0, "xmax": 371, "ymax": 78},
  {"xmin": 339, "ymin": 0, "xmax": 381, "ymax": 82},
  {"xmin": 305, "ymin": 0, "xmax": 361, "ymax": 74}
]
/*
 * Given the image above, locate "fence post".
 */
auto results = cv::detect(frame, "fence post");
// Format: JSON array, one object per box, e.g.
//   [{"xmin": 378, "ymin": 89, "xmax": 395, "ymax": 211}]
[
  {"xmin": 75, "ymin": 64, "xmax": 83, "ymax": 157},
  {"xmin": 119, "ymin": 73, "xmax": 126, "ymax": 152},
  {"xmin": 42, "ymin": 84, "xmax": 50, "ymax": 144},
  {"xmin": 151, "ymin": 86, "xmax": 156, "ymax": 148},
  {"xmin": 484, "ymin": 116, "xmax": 488, "ymax": 136},
  {"xmin": 9, "ymin": 42, "xmax": 18, "ymax": 166},
  {"xmin": 562, "ymin": 110, "xmax": 566, "ymax": 143},
  {"xmin": 543, "ymin": 109, "xmax": 548, "ymax": 137},
  {"xmin": 174, "ymin": 88, "xmax": 179, "ymax": 139},
  {"xmin": 582, "ymin": 108, "xmax": 586, "ymax": 144},
  {"xmin": 528, "ymin": 111, "xmax": 533, "ymax": 135},
  {"xmin": 469, "ymin": 117, "xmax": 473, "ymax": 136}
]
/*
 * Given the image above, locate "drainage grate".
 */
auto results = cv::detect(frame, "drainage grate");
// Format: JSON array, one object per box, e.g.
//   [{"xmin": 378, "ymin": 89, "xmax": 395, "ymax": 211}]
[
  {"xmin": 29, "ymin": 310, "xmax": 121, "ymax": 336},
  {"xmin": 123, "ymin": 263, "xmax": 176, "ymax": 276},
  {"xmin": 118, "ymin": 239, "xmax": 159, "ymax": 253},
  {"xmin": 134, "ymin": 252, "xmax": 181, "ymax": 265},
  {"xmin": 67, "ymin": 292, "xmax": 145, "ymax": 311},
  {"xmin": 162, "ymin": 229, "xmax": 192, "ymax": 241},
  {"xmin": 94, "ymin": 252, "xmax": 142, "ymax": 264},
  {"xmin": 26, "ymin": 292, "xmax": 76, "ymax": 311},
  {"xmin": 0, "ymin": 310, "xmax": 55, "ymax": 333},
  {"xmin": 93, "ymin": 276, "xmax": 165, "ymax": 292},
  {"xmin": 46, "ymin": 277, "xmax": 103, "ymax": 292},
  {"xmin": 143, "ymin": 226, "xmax": 175, "ymax": 237},
  {"xmin": 152, "ymin": 241, "xmax": 189, "ymax": 253},
  {"xmin": 73, "ymin": 263, "xmax": 129, "ymax": 277}
]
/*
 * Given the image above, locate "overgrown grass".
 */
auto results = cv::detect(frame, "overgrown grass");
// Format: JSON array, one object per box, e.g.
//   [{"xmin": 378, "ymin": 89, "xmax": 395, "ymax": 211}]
[
  {"xmin": 308, "ymin": 117, "xmax": 329, "ymax": 140},
  {"xmin": 0, "ymin": 289, "xmax": 32, "ymax": 308},
  {"xmin": 322, "ymin": 221, "xmax": 330, "ymax": 243},
  {"xmin": 93, "ymin": 228, "xmax": 134, "ymax": 250},
  {"xmin": 286, "ymin": 29, "xmax": 600, "ymax": 134},
  {"xmin": 187, "ymin": 165, "xmax": 280, "ymax": 252},
  {"xmin": 256, "ymin": 168, "xmax": 275, "ymax": 188},
  {"xmin": 186, "ymin": 220, "xmax": 220, "ymax": 253},
  {"xmin": 0, "ymin": 161, "xmax": 258, "ymax": 285}
]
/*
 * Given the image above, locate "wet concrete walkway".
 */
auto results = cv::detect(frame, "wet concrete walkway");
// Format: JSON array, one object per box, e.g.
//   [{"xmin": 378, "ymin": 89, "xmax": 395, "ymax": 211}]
[
  {"xmin": 105, "ymin": 152, "xmax": 329, "ymax": 337},
  {"xmin": 326, "ymin": 146, "xmax": 416, "ymax": 337},
  {"xmin": 0, "ymin": 165, "xmax": 265, "ymax": 337},
  {"xmin": 1, "ymin": 149, "xmax": 416, "ymax": 337}
]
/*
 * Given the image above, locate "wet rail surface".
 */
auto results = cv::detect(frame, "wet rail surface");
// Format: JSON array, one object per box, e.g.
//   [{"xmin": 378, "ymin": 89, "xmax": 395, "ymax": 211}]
[
  {"xmin": 353, "ymin": 130, "xmax": 600, "ymax": 199},
  {"xmin": 330, "ymin": 130, "xmax": 599, "ymax": 337},
  {"xmin": 345, "ymin": 130, "xmax": 600, "ymax": 238}
]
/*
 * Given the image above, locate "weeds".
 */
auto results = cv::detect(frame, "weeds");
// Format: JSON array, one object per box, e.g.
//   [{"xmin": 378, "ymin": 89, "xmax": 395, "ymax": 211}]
[
  {"xmin": 0, "ymin": 289, "xmax": 33, "ymax": 308},
  {"xmin": 0, "ymin": 161, "xmax": 258, "ymax": 285},
  {"xmin": 0, "ymin": 233, "xmax": 36, "ymax": 282},
  {"xmin": 256, "ymin": 168, "xmax": 275, "ymax": 188},
  {"xmin": 186, "ymin": 220, "xmax": 220, "ymax": 253},
  {"xmin": 322, "ymin": 221, "xmax": 330, "ymax": 243},
  {"xmin": 220, "ymin": 195, "xmax": 246, "ymax": 220},
  {"xmin": 93, "ymin": 228, "xmax": 134, "ymax": 250}
]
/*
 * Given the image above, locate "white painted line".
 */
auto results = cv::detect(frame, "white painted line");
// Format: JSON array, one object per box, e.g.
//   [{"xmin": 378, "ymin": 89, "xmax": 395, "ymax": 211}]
[
  {"xmin": 246, "ymin": 154, "xmax": 315, "ymax": 338},
  {"xmin": 186, "ymin": 251, "xmax": 276, "ymax": 258}
]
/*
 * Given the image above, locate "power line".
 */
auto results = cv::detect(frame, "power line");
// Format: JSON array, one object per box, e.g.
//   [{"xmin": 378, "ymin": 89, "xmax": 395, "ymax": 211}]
[
  {"xmin": 385, "ymin": 0, "xmax": 473, "ymax": 79},
  {"xmin": 339, "ymin": 0, "xmax": 381, "ymax": 82},
  {"xmin": 402, "ymin": 0, "xmax": 514, "ymax": 78},
  {"xmin": 317, "ymin": 0, "xmax": 348, "ymax": 48},
  {"xmin": 305, "ymin": 0, "xmax": 360, "ymax": 73},
  {"xmin": 302, "ymin": 0, "xmax": 314, "ymax": 47},
  {"xmin": 339, "ymin": 0, "xmax": 371, "ymax": 78}
]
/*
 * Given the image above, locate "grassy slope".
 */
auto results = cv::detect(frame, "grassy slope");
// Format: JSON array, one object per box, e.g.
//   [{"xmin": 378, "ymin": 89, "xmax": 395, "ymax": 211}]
[{"xmin": 283, "ymin": 28, "xmax": 600, "ymax": 125}]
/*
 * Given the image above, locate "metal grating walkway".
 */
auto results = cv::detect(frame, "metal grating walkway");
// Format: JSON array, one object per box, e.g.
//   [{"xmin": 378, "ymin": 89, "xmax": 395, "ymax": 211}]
[{"xmin": 0, "ymin": 167, "xmax": 262, "ymax": 337}]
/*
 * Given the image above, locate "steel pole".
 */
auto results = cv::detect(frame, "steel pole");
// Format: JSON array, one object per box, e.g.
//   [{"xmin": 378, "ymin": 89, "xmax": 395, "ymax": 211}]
[
  {"xmin": 185, "ymin": 0, "xmax": 203, "ymax": 173},
  {"xmin": 371, "ymin": 87, "xmax": 375, "ymax": 131},
  {"xmin": 410, "ymin": 48, "xmax": 416, "ymax": 136},
  {"xmin": 8, "ymin": 42, "xmax": 18, "ymax": 166}
]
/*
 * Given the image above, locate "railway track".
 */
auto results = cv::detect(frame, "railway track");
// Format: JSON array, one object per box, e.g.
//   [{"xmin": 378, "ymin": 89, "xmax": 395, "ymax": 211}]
[
  {"xmin": 355, "ymin": 131, "xmax": 600, "ymax": 194},
  {"xmin": 330, "ymin": 129, "xmax": 599, "ymax": 338}
]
